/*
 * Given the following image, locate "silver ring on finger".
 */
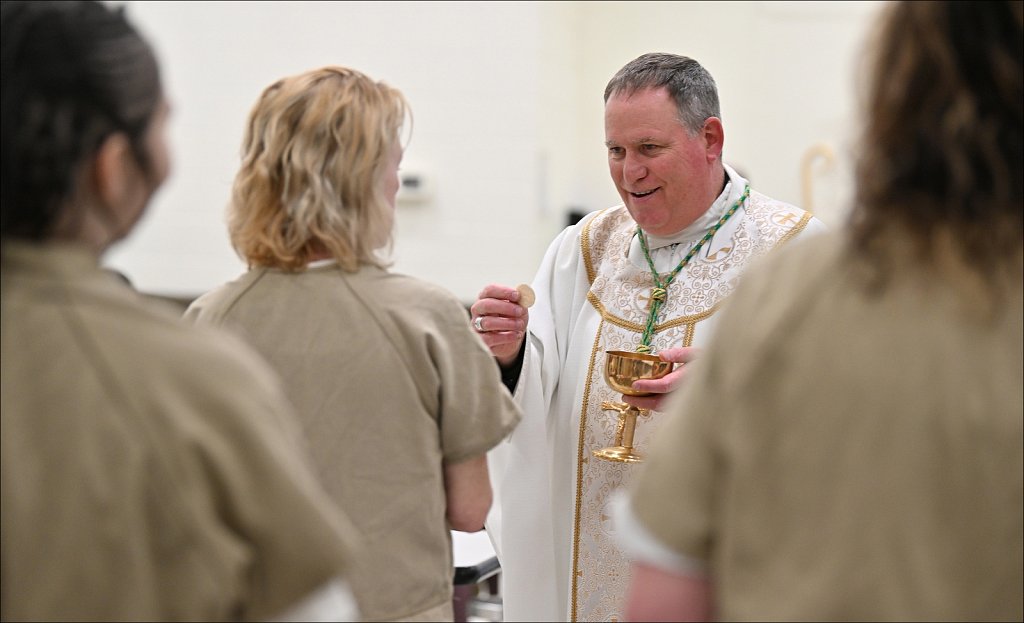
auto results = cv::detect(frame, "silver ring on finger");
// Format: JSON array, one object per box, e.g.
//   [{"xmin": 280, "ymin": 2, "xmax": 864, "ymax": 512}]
[{"xmin": 473, "ymin": 315, "xmax": 486, "ymax": 332}]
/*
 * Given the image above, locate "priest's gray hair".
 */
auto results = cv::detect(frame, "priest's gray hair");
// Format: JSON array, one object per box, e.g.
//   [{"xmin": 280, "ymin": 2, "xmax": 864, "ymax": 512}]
[{"xmin": 603, "ymin": 52, "xmax": 721, "ymax": 136}]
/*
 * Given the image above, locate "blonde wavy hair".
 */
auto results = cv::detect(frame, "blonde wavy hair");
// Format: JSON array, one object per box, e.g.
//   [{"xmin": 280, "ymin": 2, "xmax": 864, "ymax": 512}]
[{"xmin": 228, "ymin": 66, "xmax": 410, "ymax": 271}]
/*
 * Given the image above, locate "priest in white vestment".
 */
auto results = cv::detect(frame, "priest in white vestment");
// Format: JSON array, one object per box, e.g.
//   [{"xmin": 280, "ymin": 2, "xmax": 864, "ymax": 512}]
[{"xmin": 471, "ymin": 53, "xmax": 826, "ymax": 622}]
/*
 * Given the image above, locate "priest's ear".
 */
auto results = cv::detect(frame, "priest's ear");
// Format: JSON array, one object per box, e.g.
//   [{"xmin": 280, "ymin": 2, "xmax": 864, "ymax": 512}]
[{"xmin": 701, "ymin": 117, "xmax": 725, "ymax": 162}]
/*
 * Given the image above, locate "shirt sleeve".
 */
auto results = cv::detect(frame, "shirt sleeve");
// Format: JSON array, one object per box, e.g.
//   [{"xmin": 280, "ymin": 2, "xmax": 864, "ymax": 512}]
[
  {"xmin": 611, "ymin": 489, "xmax": 708, "ymax": 575},
  {"xmin": 427, "ymin": 296, "xmax": 524, "ymax": 464},
  {"xmin": 269, "ymin": 578, "xmax": 360, "ymax": 622}
]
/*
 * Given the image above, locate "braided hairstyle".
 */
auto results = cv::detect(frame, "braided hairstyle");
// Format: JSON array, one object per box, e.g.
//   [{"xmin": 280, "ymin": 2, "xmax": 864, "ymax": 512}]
[{"xmin": 1, "ymin": 0, "xmax": 161, "ymax": 244}]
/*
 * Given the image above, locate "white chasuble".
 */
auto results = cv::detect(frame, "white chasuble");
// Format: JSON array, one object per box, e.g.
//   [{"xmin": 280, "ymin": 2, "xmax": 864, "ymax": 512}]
[{"xmin": 486, "ymin": 170, "xmax": 824, "ymax": 622}]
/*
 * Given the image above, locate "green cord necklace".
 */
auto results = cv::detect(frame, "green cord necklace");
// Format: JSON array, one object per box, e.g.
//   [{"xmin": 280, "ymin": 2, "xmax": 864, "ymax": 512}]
[{"xmin": 635, "ymin": 183, "xmax": 750, "ymax": 353}]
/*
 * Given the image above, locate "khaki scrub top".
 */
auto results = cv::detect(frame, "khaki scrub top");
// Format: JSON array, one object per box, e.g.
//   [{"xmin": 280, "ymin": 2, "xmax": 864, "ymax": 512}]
[
  {"xmin": 1, "ymin": 242, "xmax": 358, "ymax": 622},
  {"xmin": 186, "ymin": 262, "xmax": 523, "ymax": 621},
  {"xmin": 630, "ymin": 231, "xmax": 1023, "ymax": 621}
]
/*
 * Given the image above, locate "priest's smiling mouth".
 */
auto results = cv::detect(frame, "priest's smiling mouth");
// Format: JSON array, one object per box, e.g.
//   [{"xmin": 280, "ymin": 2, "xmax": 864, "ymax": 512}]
[{"xmin": 630, "ymin": 188, "xmax": 659, "ymax": 198}]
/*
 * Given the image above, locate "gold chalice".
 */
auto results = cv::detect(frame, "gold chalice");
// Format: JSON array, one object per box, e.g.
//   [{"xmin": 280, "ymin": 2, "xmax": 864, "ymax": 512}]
[{"xmin": 593, "ymin": 350, "xmax": 674, "ymax": 464}]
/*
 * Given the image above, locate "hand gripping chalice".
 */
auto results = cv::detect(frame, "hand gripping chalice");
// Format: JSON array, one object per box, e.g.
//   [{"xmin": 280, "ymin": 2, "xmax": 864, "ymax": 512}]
[{"xmin": 593, "ymin": 350, "xmax": 674, "ymax": 463}]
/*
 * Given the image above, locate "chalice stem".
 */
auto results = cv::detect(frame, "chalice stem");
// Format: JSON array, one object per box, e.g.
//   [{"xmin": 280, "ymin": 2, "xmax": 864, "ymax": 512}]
[
  {"xmin": 620, "ymin": 406, "xmax": 640, "ymax": 449},
  {"xmin": 612, "ymin": 412, "xmax": 626, "ymax": 446}
]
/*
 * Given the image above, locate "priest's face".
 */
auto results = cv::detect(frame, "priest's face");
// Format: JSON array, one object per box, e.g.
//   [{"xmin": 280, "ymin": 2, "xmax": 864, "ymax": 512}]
[{"xmin": 605, "ymin": 87, "xmax": 724, "ymax": 237}]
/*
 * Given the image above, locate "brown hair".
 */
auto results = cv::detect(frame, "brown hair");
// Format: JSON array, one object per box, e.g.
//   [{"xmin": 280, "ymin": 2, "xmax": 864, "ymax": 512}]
[
  {"xmin": 850, "ymin": 1, "xmax": 1023, "ymax": 294},
  {"xmin": 228, "ymin": 66, "xmax": 409, "ymax": 271}
]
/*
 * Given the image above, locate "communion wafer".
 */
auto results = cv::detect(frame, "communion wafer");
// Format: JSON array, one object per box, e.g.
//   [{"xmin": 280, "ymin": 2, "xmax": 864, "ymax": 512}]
[{"xmin": 516, "ymin": 283, "xmax": 536, "ymax": 308}]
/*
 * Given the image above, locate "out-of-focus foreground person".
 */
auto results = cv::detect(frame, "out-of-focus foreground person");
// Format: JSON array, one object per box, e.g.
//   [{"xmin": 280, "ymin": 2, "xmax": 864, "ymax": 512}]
[
  {"xmin": 618, "ymin": 1, "xmax": 1023, "ymax": 620},
  {"xmin": 184, "ymin": 66, "xmax": 522, "ymax": 622},
  {"xmin": 1, "ymin": 2, "xmax": 361, "ymax": 620}
]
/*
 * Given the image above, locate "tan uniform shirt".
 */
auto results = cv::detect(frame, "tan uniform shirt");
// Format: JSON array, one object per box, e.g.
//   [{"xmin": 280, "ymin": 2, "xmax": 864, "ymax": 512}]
[
  {"xmin": 629, "ymin": 231, "xmax": 1024, "ymax": 621},
  {"xmin": 185, "ymin": 262, "xmax": 523, "ymax": 621},
  {"xmin": 1, "ymin": 242, "xmax": 358, "ymax": 622}
]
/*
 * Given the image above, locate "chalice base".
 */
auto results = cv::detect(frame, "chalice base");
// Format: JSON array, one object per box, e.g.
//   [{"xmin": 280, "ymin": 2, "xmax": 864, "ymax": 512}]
[{"xmin": 592, "ymin": 446, "xmax": 643, "ymax": 463}]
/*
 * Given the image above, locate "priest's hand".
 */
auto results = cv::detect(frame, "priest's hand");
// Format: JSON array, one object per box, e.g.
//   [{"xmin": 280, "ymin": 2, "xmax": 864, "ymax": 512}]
[
  {"xmin": 470, "ymin": 283, "xmax": 530, "ymax": 367},
  {"xmin": 621, "ymin": 347, "xmax": 701, "ymax": 411}
]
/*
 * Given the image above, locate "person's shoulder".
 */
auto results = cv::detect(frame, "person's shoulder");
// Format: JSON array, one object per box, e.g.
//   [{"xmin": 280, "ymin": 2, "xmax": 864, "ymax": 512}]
[
  {"xmin": 569, "ymin": 204, "xmax": 635, "ymax": 261},
  {"xmin": 744, "ymin": 191, "xmax": 826, "ymax": 243},
  {"xmin": 746, "ymin": 190, "xmax": 812, "ymax": 220},
  {"xmin": 583, "ymin": 204, "xmax": 633, "ymax": 233},
  {"xmin": 712, "ymin": 231, "xmax": 846, "ymax": 359},
  {"xmin": 184, "ymin": 270, "xmax": 265, "ymax": 324},
  {"xmin": 93, "ymin": 289, "xmax": 282, "ymax": 399},
  {"xmin": 371, "ymin": 268, "xmax": 456, "ymax": 302},
  {"xmin": 734, "ymin": 229, "xmax": 844, "ymax": 304},
  {"xmin": 367, "ymin": 269, "xmax": 469, "ymax": 320},
  {"xmin": 760, "ymin": 228, "xmax": 843, "ymax": 271}
]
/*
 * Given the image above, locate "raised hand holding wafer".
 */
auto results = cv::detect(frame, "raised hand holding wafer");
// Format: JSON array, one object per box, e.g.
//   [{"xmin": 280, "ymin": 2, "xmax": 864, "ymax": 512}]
[{"xmin": 470, "ymin": 283, "xmax": 532, "ymax": 366}]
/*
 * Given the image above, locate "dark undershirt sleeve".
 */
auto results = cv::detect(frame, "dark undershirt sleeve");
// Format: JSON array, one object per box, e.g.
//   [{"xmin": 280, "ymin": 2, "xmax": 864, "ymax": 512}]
[{"xmin": 499, "ymin": 340, "xmax": 526, "ymax": 394}]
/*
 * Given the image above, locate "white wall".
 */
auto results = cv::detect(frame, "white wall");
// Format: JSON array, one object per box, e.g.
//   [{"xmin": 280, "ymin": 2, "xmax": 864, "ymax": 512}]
[{"xmin": 104, "ymin": 0, "xmax": 885, "ymax": 303}]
